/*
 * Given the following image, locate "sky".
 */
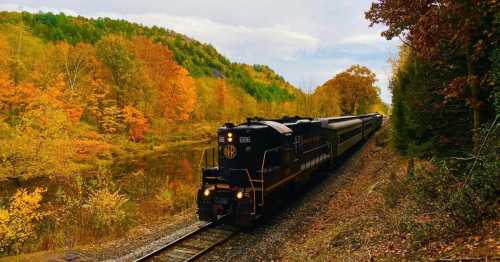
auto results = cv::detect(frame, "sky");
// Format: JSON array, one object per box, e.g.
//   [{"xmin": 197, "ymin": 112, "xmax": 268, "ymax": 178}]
[{"xmin": 0, "ymin": 0, "xmax": 399, "ymax": 103}]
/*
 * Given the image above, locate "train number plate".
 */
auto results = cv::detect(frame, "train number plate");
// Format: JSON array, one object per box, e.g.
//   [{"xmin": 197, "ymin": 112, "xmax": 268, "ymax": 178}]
[
  {"xmin": 239, "ymin": 136, "xmax": 251, "ymax": 143},
  {"xmin": 216, "ymin": 184, "xmax": 230, "ymax": 189}
]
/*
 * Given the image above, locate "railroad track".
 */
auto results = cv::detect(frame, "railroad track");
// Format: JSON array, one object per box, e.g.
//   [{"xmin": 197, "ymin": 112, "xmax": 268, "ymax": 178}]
[{"xmin": 134, "ymin": 220, "xmax": 237, "ymax": 262}]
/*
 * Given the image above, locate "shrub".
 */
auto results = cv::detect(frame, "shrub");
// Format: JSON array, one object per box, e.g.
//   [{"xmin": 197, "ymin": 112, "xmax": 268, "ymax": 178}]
[
  {"xmin": 405, "ymin": 120, "xmax": 499, "ymax": 225},
  {"xmin": 85, "ymin": 188, "xmax": 129, "ymax": 234},
  {"xmin": 382, "ymin": 172, "xmax": 404, "ymax": 208},
  {"xmin": 0, "ymin": 187, "xmax": 46, "ymax": 255},
  {"xmin": 155, "ymin": 183, "xmax": 196, "ymax": 213},
  {"xmin": 382, "ymin": 118, "xmax": 498, "ymax": 245},
  {"xmin": 155, "ymin": 188, "xmax": 173, "ymax": 211}
]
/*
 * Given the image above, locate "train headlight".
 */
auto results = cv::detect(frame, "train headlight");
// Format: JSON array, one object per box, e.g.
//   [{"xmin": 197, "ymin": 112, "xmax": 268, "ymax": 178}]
[
  {"xmin": 203, "ymin": 188, "xmax": 211, "ymax": 197},
  {"xmin": 227, "ymin": 137, "xmax": 233, "ymax": 142},
  {"xmin": 227, "ymin": 132, "xmax": 233, "ymax": 138},
  {"xmin": 236, "ymin": 191, "xmax": 244, "ymax": 199}
]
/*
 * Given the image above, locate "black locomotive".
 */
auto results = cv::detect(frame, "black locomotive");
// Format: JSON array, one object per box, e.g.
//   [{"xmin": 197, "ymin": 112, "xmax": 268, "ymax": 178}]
[{"xmin": 197, "ymin": 113, "xmax": 383, "ymax": 226}]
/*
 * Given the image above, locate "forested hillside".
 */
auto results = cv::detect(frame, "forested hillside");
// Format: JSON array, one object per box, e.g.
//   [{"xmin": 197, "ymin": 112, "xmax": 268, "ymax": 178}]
[{"xmin": 0, "ymin": 12, "xmax": 297, "ymax": 102}]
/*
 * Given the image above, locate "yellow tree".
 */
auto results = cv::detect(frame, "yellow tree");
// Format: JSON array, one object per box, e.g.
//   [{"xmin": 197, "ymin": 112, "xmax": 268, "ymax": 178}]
[
  {"xmin": 0, "ymin": 107, "xmax": 76, "ymax": 182},
  {"xmin": 58, "ymin": 42, "xmax": 102, "ymax": 96},
  {"xmin": 164, "ymin": 66, "xmax": 196, "ymax": 121},
  {"xmin": 96, "ymin": 35, "xmax": 145, "ymax": 107},
  {"xmin": 0, "ymin": 78, "xmax": 79, "ymax": 182},
  {"xmin": 320, "ymin": 65, "xmax": 379, "ymax": 115},
  {"xmin": 0, "ymin": 25, "xmax": 45, "ymax": 85},
  {"xmin": 192, "ymin": 78, "xmax": 215, "ymax": 120},
  {"xmin": 214, "ymin": 79, "xmax": 228, "ymax": 120},
  {"xmin": 0, "ymin": 187, "xmax": 46, "ymax": 254},
  {"xmin": 29, "ymin": 43, "xmax": 63, "ymax": 90},
  {"xmin": 311, "ymin": 81, "xmax": 341, "ymax": 117}
]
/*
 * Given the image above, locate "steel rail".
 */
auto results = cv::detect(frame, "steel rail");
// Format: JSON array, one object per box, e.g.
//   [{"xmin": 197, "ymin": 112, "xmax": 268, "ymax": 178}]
[{"xmin": 134, "ymin": 219, "xmax": 236, "ymax": 262}]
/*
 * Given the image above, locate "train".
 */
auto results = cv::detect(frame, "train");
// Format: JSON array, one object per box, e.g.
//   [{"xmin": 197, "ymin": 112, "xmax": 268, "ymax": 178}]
[{"xmin": 197, "ymin": 113, "xmax": 383, "ymax": 226}]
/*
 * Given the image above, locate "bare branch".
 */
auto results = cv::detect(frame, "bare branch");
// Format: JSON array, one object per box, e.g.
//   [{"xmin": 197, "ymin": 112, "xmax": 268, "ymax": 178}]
[{"xmin": 398, "ymin": 35, "xmax": 417, "ymax": 51}]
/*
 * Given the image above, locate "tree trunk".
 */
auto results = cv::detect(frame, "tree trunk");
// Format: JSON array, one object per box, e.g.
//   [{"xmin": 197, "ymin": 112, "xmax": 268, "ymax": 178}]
[
  {"xmin": 407, "ymin": 157, "xmax": 414, "ymax": 177},
  {"xmin": 466, "ymin": 46, "xmax": 481, "ymax": 151}
]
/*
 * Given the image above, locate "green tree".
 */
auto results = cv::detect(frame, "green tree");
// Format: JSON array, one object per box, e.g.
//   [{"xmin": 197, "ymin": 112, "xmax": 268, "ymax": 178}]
[{"xmin": 96, "ymin": 35, "xmax": 144, "ymax": 107}]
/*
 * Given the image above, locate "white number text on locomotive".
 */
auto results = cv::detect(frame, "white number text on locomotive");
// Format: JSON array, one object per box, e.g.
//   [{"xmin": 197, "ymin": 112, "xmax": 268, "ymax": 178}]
[{"xmin": 239, "ymin": 136, "xmax": 251, "ymax": 143}]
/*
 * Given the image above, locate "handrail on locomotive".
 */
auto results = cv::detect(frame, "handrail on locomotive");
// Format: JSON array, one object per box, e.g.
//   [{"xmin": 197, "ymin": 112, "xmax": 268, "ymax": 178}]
[
  {"xmin": 199, "ymin": 147, "xmax": 218, "ymax": 170},
  {"xmin": 259, "ymin": 146, "xmax": 281, "ymax": 206}
]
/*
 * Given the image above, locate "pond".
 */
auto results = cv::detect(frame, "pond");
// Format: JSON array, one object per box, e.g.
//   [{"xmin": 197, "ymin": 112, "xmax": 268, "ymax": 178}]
[{"xmin": 115, "ymin": 141, "xmax": 217, "ymax": 222}]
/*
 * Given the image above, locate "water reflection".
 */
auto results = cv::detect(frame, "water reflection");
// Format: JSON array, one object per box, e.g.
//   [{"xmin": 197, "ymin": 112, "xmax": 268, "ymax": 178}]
[{"xmin": 117, "ymin": 142, "xmax": 215, "ymax": 221}]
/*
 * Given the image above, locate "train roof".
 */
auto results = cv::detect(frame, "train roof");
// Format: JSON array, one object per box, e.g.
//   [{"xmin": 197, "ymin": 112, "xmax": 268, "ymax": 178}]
[
  {"xmin": 245, "ymin": 116, "xmax": 313, "ymax": 124},
  {"xmin": 324, "ymin": 118, "xmax": 363, "ymax": 130},
  {"xmin": 317, "ymin": 115, "xmax": 357, "ymax": 123},
  {"xmin": 357, "ymin": 113, "xmax": 380, "ymax": 118},
  {"xmin": 258, "ymin": 121, "xmax": 293, "ymax": 135},
  {"xmin": 223, "ymin": 116, "xmax": 318, "ymax": 135},
  {"xmin": 222, "ymin": 113, "xmax": 380, "ymax": 134}
]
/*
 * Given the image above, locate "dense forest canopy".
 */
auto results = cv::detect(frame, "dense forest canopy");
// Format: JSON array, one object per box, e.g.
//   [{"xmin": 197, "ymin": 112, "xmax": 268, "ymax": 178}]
[{"xmin": 0, "ymin": 11, "xmax": 298, "ymax": 102}]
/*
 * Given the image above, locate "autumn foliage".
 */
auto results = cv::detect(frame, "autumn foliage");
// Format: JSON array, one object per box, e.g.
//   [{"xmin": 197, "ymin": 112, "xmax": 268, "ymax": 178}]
[
  {"xmin": 366, "ymin": 0, "xmax": 499, "ymax": 137},
  {"xmin": 0, "ymin": 11, "xmax": 388, "ymax": 256},
  {"xmin": 312, "ymin": 65, "xmax": 383, "ymax": 116},
  {"xmin": 0, "ymin": 188, "xmax": 46, "ymax": 253},
  {"xmin": 367, "ymin": 0, "xmax": 499, "ymax": 232},
  {"xmin": 122, "ymin": 105, "xmax": 148, "ymax": 141}
]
